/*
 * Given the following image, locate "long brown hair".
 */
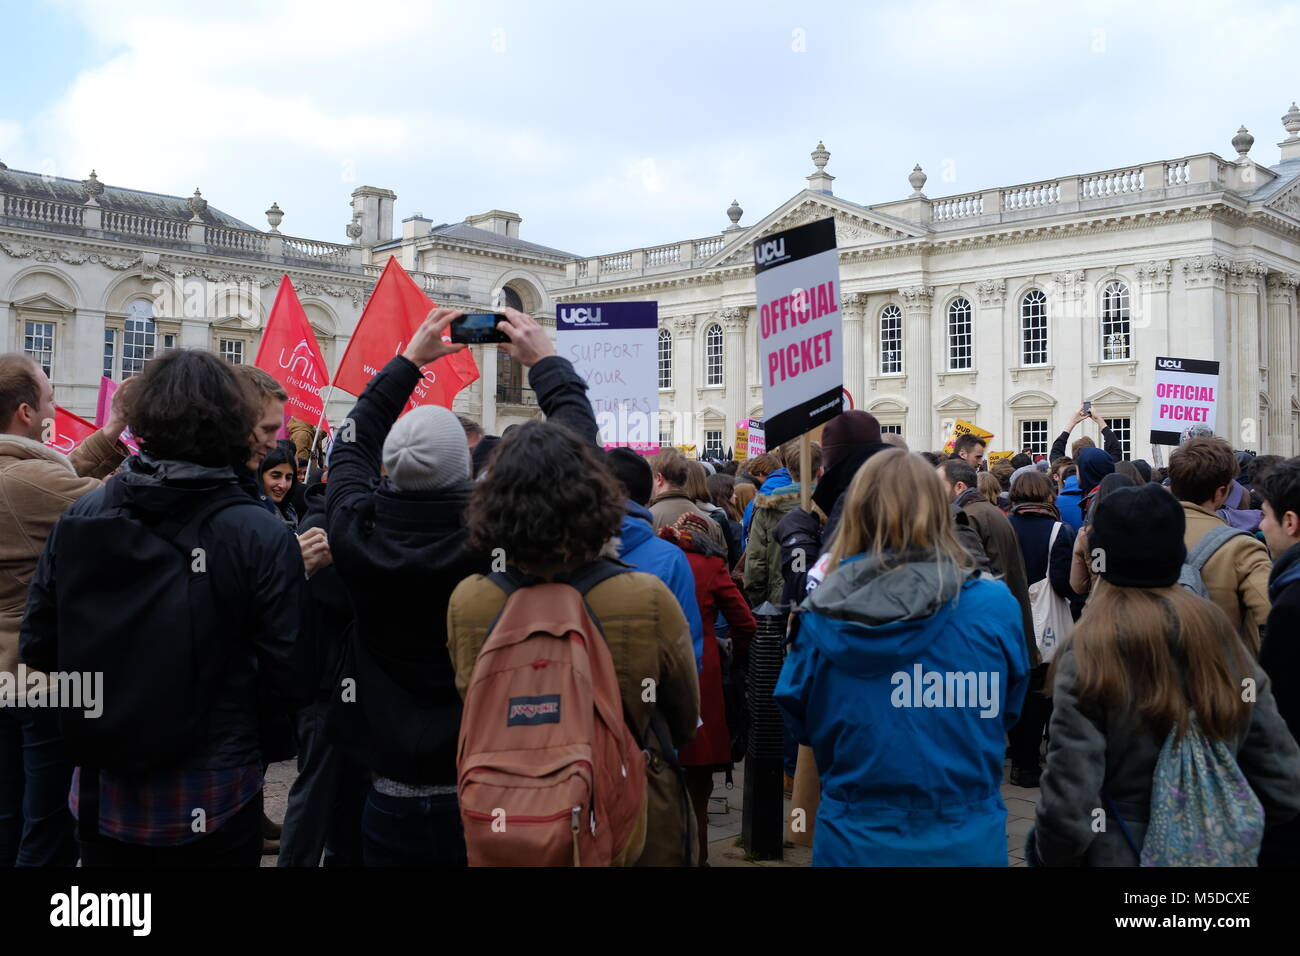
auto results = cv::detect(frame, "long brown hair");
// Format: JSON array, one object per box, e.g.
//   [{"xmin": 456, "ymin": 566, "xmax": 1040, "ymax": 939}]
[
  {"xmin": 1057, "ymin": 582, "xmax": 1251, "ymax": 742},
  {"xmin": 828, "ymin": 449, "xmax": 973, "ymax": 573}
]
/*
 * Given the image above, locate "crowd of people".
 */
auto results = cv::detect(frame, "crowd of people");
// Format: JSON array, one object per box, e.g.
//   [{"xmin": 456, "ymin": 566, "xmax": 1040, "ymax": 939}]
[{"xmin": 1, "ymin": 305, "xmax": 1298, "ymax": 867}]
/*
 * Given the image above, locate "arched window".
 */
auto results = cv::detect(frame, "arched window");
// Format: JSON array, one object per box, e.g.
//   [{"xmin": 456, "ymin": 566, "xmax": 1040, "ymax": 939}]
[
  {"xmin": 946, "ymin": 297, "xmax": 972, "ymax": 371},
  {"xmin": 879, "ymin": 304, "xmax": 902, "ymax": 375},
  {"xmin": 121, "ymin": 299, "xmax": 157, "ymax": 378},
  {"xmin": 657, "ymin": 328, "xmax": 672, "ymax": 389},
  {"xmin": 705, "ymin": 322, "xmax": 723, "ymax": 386},
  {"xmin": 501, "ymin": 285, "xmax": 524, "ymax": 312},
  {"xmin": 1020, "ymin": 289, "xmax": 1048, "ymax": 366},
  {"xmin": 1100, "ymin": 281, "xmax": 1130, "ymax": 360}
]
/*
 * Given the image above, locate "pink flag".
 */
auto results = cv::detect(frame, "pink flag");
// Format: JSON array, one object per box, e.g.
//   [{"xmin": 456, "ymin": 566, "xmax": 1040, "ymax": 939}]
[{"xmin": 94, "ymin": 376, "xmax": 116, "ymax": 428}]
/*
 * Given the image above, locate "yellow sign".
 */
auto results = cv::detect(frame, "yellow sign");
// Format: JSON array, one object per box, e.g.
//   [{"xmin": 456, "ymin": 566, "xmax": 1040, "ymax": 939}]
[
  {"xmin": 986, "ymin": 450, "xmax": 1015, "ymax": 466},
  {"xmin": 943, "ymin": 419, "xmax": 995, "ymax": 454},
  {"xmin": 735, "ymin": 426, "xmax": 749, "ymax": 460}
]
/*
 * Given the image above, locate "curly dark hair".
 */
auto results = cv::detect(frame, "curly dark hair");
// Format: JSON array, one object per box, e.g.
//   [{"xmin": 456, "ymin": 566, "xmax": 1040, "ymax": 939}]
[
  {"xmin": 466, "ymin": 421, "xmax": 625, "ymax": 571},
  {"xmin": 130, "ymin": 349, "xmax": 255, "ymax": 468}
]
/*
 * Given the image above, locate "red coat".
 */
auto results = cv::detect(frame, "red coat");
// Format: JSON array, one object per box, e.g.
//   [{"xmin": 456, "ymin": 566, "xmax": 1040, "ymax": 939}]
[{"xmin": 677, "ymin": 550, "xmax": 756, "ymax": 768}]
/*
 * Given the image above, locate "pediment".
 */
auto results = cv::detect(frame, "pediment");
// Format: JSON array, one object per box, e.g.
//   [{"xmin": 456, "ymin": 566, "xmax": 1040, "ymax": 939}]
[
  {"xmin": 1085, "ymin": 385, "xmax": 1141, "ymax": 405},
  {"xmin": 710, "ymin": 192, "xmax": 924, "ymax": 268},
  {"xmin": 935, "ymin": 393, "xmax": 980, "ymax": 412},
  {"xmin": 698, "ymin": 403, "xmax": 726, "ymax": 420},
  {"xmin": 1265, "ymin": 179, "xmax": 1300, "ymax": 220},
  {"xmin": 1007, "ymin": 389, "xmax": 1058, "ymax": 409},
  {"xmin": 868, "ymin": 397, "xmax": 908, "ymax": 413},
  {"xmin": 13, "ymin": 292, "xmax": 74, "ymax": 313}
]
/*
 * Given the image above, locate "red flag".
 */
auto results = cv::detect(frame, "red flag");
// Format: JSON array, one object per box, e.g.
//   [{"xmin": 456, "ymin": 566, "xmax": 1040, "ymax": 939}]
[
  {"xmin": 254, "ymin": 276, "xmax": 332, "ymax": 432},
  {"xmin": 333, "ymin": 257, "xmax": 480, "ymax": 413},
  {"xmin": 45, "ymin": 406, "xmax": 98, "ymax": 455},
  {"xmin": 94, "ymin": 376, "xmax": 115, "ymax": 427}
]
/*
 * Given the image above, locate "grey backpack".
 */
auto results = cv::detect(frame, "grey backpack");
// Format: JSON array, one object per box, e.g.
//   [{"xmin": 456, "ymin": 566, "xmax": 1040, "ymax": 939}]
[{"xmin": 1177, "ymin": 525, "xmax": 1249, "ymax": 599}]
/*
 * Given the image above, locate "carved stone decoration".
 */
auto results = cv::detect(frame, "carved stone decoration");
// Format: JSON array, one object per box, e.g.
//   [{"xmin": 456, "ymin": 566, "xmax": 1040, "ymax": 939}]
[
  {"xmin": 0, "ymin": 241, "xmax": 141, "ymax": 271},
  {"xmin": 1051, "ymin": 270, "xmax": 1087, "ymax": 299},
  {"xmin": 810, "ymin": 141, "xmax": 830, "ymax": 171},
  {"xmin": 1182, "ymin": 255, "xmax": 1232, "ymax": 287},
  {"xmin": 1232, "ymin": 125, "xmax": 1254, "ymax": 160},
  {"xmin": 975, "ymin": 278, "xmax": 1006, "ymax": 306},
  {"xmin": 81, "ymin": 170, "xmax": 104, "ymax": 202},
  {"xmin": 1136, "ymin": 259, "xmax": 1172, "ymax": 289},
  {"xmin": 1229, "ymin": 259, "xmax": 1269, "ymax": 289},
  {"xmin": 841, "ymin": 292, "xmax": 869, "ymax": 318},
  {"xmin": 265, "ymin": 202, "xmax": 284, "ymax": 233},
  {"xmin": 719, "ymin": 307, "xmax": 746, "ymax": 331},
  {"xmin": 346, "ymin": 212, "xmax": 363, "ymax": 243},
  {"xmin": 1284, "ymin": 102, "xmax": 1300, "ymax": 141},
  {"xmin": 672, "ymin": 314, "xmax": 697, "ymax": 335},
  {"xmin": 899, "ymin": 285, "xmax": 934, "ymax": 309},
  {"xmin": 1269, "ymin": 187, "xmax": 1300, "ymax": 220},
  {"xmin": 187, "ymin": 188, "xmax": 208, "ymax": 219},
  {"xmin": 725, "ymin": 200, "xmax": 743, "ymax": 231},
  {"xmin": 908, "ymin": 164, "xmax": 927, "ymax": 197}
]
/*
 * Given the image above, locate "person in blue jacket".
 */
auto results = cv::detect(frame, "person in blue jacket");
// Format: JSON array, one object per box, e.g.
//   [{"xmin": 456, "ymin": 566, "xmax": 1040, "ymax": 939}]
[
  {"xmin": 1055, "ymin": 469, "xmax": 1084, "ymax": 531},
  {"xmin": 775, "ymin": 449, "xmax": 1030, "ymax": 866},
  {"xmin": 742, "ymin": 458, "xmax": 791, "ymax": 535},
  {"xmin": 606, "ymin": 448, "xmax": 704, "ymax": 668}
]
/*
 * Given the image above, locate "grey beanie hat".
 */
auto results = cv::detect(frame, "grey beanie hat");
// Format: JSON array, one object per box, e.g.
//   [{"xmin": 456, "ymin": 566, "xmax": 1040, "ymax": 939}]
[{"xmin": 381, "ymin": 405, "xmax": 471, "ymax": 492}]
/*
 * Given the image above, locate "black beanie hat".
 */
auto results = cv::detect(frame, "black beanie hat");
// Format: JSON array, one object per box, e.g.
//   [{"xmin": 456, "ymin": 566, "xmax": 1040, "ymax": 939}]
[{"xmin": 1088, "ymin": 483, "xmax": 1186, "ymax": 588}]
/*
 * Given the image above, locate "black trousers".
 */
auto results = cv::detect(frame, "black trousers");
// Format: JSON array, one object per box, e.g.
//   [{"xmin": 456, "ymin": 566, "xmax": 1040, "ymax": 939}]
[
  {"xmin": 1008, "ymin": 663, "xmax": 1053, "ymax": 770},
  {"xmin": 79, "ymin": 791, "xmax": 263, "ymax": 868}
]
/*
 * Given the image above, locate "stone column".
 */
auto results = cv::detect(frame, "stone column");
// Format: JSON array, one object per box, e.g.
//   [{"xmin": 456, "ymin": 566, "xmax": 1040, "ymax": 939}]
[
  {"xmin": 1182, "ymin": 256, "xmax": 1232, "ymax": 438},
  {"xmin": 900, "ymin": 286, "xmax": 933, "ymax": 447},
  {"xmin": 68, "ymin": 309, "xmax": 108, "ymax": 416},
  {"xmin": 841, "ymin": 292, "xmax": 867, "ymax": 408},
  {"xmin": 975, "ymin": 279, "xmax": 1006, "ymax": 442},
  {"xmin": 1229, "ymin": 261, "xmax": 1267, "ymax": 449},
  {"xmin": 1266, "ymin": 272, "xmax": 1297, "ymax": 454},
  {"xmin": 672, "ymin": 314, "xmax": 697, "ymax": 447},
  {"xmin": 721, "ymin": 307, "xmax": 748, "ymax": 438},
  {"xmin": 480, "ymin": 344, "xmax": 499, "ymax": 434}
]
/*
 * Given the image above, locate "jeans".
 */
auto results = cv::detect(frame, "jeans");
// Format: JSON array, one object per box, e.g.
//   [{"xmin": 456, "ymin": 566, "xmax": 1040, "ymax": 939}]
[
  {"xmin": 80, "ymin": 791, "xmax": 263, "ymax": 867},
  {"xmin": 0, "ymin": 706, "xmax": 78, "ymax": 867},
  {"xmin": 1008, "ymin": 663, "xmax": 1053, "ymax": 770},
  {"xmin": 277, "ymin": 699, "xmax": 367, "ymax": 867},
  {"xmin": 361, "ymin": 787, "xmax": 467, "ymax": 867}
]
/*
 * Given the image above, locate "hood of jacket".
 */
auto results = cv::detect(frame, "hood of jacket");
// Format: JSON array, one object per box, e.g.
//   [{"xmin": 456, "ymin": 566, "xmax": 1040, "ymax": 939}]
[
  {"xmin": 1217, "ymin": 479, "xmax": 1262, "ymax": 531},
  {"xmin": 802, "ymin": 552, "xmax": 972, "ymax": 678},
  {"xmin": 755, "ymin": 482, "xmax": 806, "ymax": 514},
  {"xmin": 114, "ymin": 453, "xmax": 243, "ymax": 518},
  {"xmin": 812, "ymin": 441, "xmax": 891, "ymax": 518},
  {"xmin": 758, "ymin": 468, "xmax": 792, "ymax": 495},
  {"xmin": 0, "ymin": 433, "xmax": 77, "ymax": 473},
  {"xmin": 1270, "ymin": 541, "xmax": 1300, "ymax": 600},
  {"xmin": 1060, "ymin": 474, "xmax": 1081, "ymax": 496},
  {"xmin": 368, "ymin": 478, "xmax": 473, "ymax": 567},
  {"xmin": 1077, "ymin": 447, "xmax": 1115, "ymax": 492},
  {"xmin": 619, "ymin": 500, "xmax": 657, "ymax": 553}
]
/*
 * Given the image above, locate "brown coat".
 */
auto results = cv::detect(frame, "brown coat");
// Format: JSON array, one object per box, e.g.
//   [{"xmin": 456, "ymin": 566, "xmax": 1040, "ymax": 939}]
[
  {"xmin": 447, "ymin": 570, "xmax": 701, "ymax": 866},
  {"xmin": 648, "ymin": 492, "xmax": 710, "ymax": 532},
  {"xmin": 1181, "ymin": 501, "xmax": 1272, "ymax": 655},
  {"xmin": 957, "ymin": 489, "xmax": 1037, "ymax": 665},
  {"xmin": 0, "ymin": 430, "xmax": 125, "ymax": 690}
]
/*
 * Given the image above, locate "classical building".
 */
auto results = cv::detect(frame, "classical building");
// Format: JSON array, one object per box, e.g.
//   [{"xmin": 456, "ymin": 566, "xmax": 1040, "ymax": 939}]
[{"xmin": 5, "ymin": 104, "xmax": 1300, "ymax": 461}]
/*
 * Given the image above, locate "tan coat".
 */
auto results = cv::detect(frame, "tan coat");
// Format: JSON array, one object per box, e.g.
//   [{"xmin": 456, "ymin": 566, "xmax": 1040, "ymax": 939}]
[
  {"xmin": 0, "ymin": 430, "xmax": 125, "ymax": 691},
  {"xmin": 648, "ymin": 492, "xmax": 710, "ymax": 532},
  {"xmin": 447, "ymin": 569, "xmax": 701, "ymax": 866},
  {"xmin": 1181, "ymin": 501, "xmax": 1272, "ymax": 655}
]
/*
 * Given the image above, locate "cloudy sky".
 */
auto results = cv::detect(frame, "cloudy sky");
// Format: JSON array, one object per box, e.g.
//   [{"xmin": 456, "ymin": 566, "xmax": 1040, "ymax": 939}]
[{"xmin": 2, "ymin": 0, "xmax": 1299, "ymax": 256}]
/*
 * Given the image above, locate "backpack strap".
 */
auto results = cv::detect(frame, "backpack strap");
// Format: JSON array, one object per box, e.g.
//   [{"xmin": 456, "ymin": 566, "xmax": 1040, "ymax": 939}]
[
  {"xmin": 1104, "ymin": 793, "xmax": 1141, "ymax": 859},
  {"xmin": 1186, "ymin": 524, "xmax": 1248, "ymax": 574},
  {"xmin": 557, "ymin": 558, "xmax": 632, "ymax": 597}
]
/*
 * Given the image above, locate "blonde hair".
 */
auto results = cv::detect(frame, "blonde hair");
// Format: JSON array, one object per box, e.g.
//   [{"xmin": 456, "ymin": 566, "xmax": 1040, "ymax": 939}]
[
  {"xmin": 733, "ymin": 481, "xmax": 757, "ymax": 514},
  {"xmin": 976, "ymin": 472, "xmax": 1001, "ymax": 505},
  {"xmin": 828, "ymin": 449, "xmax": 974, "ymax": 573}
]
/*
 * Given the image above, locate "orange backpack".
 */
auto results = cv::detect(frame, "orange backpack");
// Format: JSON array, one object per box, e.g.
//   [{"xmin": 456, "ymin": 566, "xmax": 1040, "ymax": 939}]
[{"xmin": 457, "ymin": 562, "xmax": 648, "ymax": 867}]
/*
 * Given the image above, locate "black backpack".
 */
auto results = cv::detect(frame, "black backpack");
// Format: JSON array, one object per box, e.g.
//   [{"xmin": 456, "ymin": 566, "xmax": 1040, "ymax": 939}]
[{"xmin": 50, "ymin": 480, "xmax": 260, "ymax": 772}]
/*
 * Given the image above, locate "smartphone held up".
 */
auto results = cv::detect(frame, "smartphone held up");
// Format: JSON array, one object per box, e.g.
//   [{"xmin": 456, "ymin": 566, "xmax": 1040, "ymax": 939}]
[{"xmin": 450, "ymin": 313, "xmax": 510, "ymax": 344}]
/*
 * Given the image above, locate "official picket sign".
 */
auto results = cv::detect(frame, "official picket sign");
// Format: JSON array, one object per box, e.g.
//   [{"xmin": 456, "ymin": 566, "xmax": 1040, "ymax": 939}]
[
  {"xmin": 556, "ymin": 301, "xmax": 659, "ymax": 452},
  {"xmin": 734, "ymin": 418, "xmax": 766, "ymax": 459},
  {"xmin": 753, "ymin": 218, "xmax": 843, "ymax": 447},
  {"xmin": 1150, "ymin": 355, "xmax": 1219, "ymax": 445}
]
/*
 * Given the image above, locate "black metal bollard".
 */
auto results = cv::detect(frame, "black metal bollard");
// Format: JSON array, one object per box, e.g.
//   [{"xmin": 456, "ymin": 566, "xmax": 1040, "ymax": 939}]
[{"xmin": 742, "ymin": 601, "xmax": 787, "ymax": 860}]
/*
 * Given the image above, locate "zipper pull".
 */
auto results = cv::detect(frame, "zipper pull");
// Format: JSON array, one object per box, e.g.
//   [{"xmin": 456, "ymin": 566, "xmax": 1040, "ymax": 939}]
[
  {"xmin": 570, "ymin": 806, "xmax": 581, "ymax": 833},
  {"xmin": 590, "ymin": 809, "xmax": 597, "ymax": 835}
]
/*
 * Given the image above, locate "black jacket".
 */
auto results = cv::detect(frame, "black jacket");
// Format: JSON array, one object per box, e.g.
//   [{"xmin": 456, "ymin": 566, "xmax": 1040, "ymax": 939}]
[
  {"xmin": 774, "ymin": 507, "xmax": 822, "ymax": 607},
  {"xmin": 325, "ymin": 353, "xmax": 598, "ymax": 784},
  {"xmin": 300, "ymin": 481, "xmax": 354, "ymax": 696},
  {"xmin": 1261, "ymin": 543, "xmax": 1300, "ymax": 865},
  {"xmin": 21, "ymin": 456, "xmax": 309, "ymax": 770},
  {"xmin": 1049, "ymin": 426, "xmax": 1122, "ymax": 464},
  {"xmin": 813, "ymin": 441, "xmax": 891, "ymax": 550}
]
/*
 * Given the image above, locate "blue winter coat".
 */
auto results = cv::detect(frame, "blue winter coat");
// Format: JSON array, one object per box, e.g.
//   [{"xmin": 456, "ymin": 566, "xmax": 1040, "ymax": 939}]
[
  {"xmin": 774, "ymin": 553, "xmax": 1030, "ymax": 866},
  {"xmin": 743, "ymin": 467, "xmax": 791, "ymax": 534},
  {"xmin": 1056, "ymin": 474, "xmax": 1084, "ymax": 531},
  {"xmin": 618, "ymin": 500, "xmax": 703, "ymax": 668}
]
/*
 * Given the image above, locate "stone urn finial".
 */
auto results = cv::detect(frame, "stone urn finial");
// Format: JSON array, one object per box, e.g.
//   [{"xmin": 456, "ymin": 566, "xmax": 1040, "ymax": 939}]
[
  {"xmin": 81, "ymin": 169, "xmax": 104, "ymax": 202},
  {"xmin": 265, "ymin": 202, "xmax": 284, "ymax": 233},
  {"xmin": 726, "ymin": 199, "xmax": 743, "ymax": 229},
  {"xmin": 1232, "ymin": 125, "xmax": 1254, "ymax": 160},
  {"xmin": 187, "ymin": 187, "xmax": 208, "ymax": 219},
  {"xmin": 346, "ymin": 210, "xmax": 363, "ymax": 243},
  {"xmin": 811, "ymin": 141, "xmax": 830, "ymax": 171},
  {"xmin": 908, "ymin": 164, "xmax": 928, "ymax": 197},
  {"xmin": 1283, "ymin": 102, "xmax": 1300, "ymax": 142}
]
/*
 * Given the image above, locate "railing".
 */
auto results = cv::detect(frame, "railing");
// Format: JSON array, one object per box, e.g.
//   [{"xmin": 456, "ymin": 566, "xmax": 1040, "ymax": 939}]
[
  {"xmin": 2, "ymin": 195, "xmax": 84, "ymax": 228},
  {"xmin": 362, "ymin": 263, "xmax": 471, "ymax": 299},
  {"xmin": 495, "ymin": 385, "xmax": 538, "ymax": 406},
  {"xmin": 600, "ymin": 252, "xmax": 632, "ymax": 273},
  {"xmin": 1002, "ymin": 180, "xmax": 1060, "ymax": 210},
  {"xmin": 1079, "ymin": 167, "xmax": 1144, "ymax": 198},
  {"xmin": 282, "ymin": 235, "xmax": 349, "ymax": 265},
  {"xmin": 102, "ymin": 210, "xmax": 190, "ymax": 242},
  {"xmin": 1166, "ymin": 159, "xmax": 1191, "ymax": 185},
  {"xmin": 207, "ymin": 225, "xmax": 269, "ymax": 255},
  {"xmin": 932, "ymin": 193, "xmax": 983, "ymax": 221},
  {"xmin": 694, "ymin": 236, "xmax": 724, "ymax": 258},
  {"xmin": 645, "ymin": 243, "xmax": 680, "ymax": 267}
]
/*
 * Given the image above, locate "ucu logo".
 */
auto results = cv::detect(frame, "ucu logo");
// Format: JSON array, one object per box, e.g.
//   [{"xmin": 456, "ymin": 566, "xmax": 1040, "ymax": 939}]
[
  {"xmin": 561, "ymin": 307, "xmax": 601, "ymax": 324},
  {"xmin": 1157, "ymin": 358, "xmax": 1183, "ymax": 370},
  {"xmin": 278, "ymin": 340, "xmax": 319, "ymax": 382},
  {"xmin": 754, "ymin": 238, "xmax": 787, "ymax": 265}
]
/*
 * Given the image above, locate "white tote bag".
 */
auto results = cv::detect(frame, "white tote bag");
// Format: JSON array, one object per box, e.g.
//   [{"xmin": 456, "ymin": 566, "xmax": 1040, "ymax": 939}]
[{"xmin": 1027, "ymin": 522, "xmax": 1074, "ymax": 664}]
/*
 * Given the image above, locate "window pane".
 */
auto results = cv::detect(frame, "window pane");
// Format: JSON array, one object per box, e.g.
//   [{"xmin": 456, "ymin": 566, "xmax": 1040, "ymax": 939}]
[
  {"xmin": 1021, "ymin": 290, "xmax": 1048, "ymax": 366},
  {"xmin": 1109, "ymin": 417, "xmax": 1132, "ymax": 459},
  {"xmin": 659, "ymin": 424, "xmax": 673, "ymax": 447},
  {"xmin": 947, "ymin": 298, "xmax": 972, "ymax": 370},
  {"xmin": 880, "ymin": 424, "xmax": 903, "ymax": 435},
  {"xmin": 705, "ymin": 324, "xmax": 723, "ymax": 386},
  {"xmin": 1101, "ymin": 281, "xmax": 1131, "ymax": 361},
  {"xmin": 880, "ymin": 304, "xmax": 902, "ymax": 375},
  {"xmin": 657, "ymin": 328, "xmax": 672, "ymax": 389},
  {"xmin": 102, "ymin": 328, "xmax": 116, "ymax": 380},
  {"xmin": 122, "ymin": 302, "xmax": 157, "ymax": 378},
  {"xmin": 220, "ymin": 339, "xmax": 245, "ymax": 365},
  {"xmin": 1020, "ymin": 419, "xmax": 1049, "ymax": 455},
  {"xmin": 704, "ymin": 429, "xmax": 723, "ymax": 458},
  {"xmin": 23, "ymin": 321, "xmax": 55, "ymax": 378}
]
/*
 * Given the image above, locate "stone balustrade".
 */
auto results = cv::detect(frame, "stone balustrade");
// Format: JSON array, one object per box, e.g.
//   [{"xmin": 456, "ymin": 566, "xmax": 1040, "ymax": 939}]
[
  {"xmin": 3, "ymin": 194, "xmax": 85, "ymax": 228},
  {"xmin": 361, "ymin": 263, "xmax": 472, "ymax": 300}
]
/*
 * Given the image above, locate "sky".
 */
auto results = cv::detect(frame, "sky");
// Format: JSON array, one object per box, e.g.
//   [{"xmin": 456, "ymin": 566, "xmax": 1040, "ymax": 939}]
[{"xmin": 2, "ymin": 0, "xmax": 1299, "ymax": 257}]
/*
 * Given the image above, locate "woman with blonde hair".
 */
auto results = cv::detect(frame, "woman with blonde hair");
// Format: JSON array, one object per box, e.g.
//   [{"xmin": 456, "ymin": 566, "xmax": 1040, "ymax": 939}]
[
  {"xmin": 1032, "ymin": 482, "xmax": 1300, "ymax": 865},
  {"xmin": 774, "ymin": 449, "xmax": 1030, "ymax": 866}
]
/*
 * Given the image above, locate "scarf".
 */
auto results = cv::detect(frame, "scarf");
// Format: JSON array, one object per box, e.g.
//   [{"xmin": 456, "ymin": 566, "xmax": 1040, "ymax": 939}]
[{"xmin": 1010, "ymin": 501, "xmax": 1060, "ymax": 521}]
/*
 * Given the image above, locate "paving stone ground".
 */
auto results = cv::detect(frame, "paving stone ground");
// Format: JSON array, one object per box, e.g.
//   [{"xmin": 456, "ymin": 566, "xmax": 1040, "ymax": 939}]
[{"xmin": 262, "ymin": 758, "xmax": 1039, "ymax": 867}]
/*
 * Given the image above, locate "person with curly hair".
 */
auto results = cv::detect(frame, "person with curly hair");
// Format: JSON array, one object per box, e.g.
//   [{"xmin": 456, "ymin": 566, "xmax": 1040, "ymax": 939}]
[{"xmin": 447, "ymin": 421, "xmax": 701, "ymax": 866}]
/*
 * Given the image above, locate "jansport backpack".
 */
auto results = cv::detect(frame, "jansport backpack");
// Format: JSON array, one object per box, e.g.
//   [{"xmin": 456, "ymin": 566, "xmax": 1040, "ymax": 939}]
[
  {"xmin": 48, "ymin": 479, "xmax": 260, "ymax": 772},
  {"xmin": 1177, "ymin": 525, "xmax": 1249, "ymax": 599},
  {"xmin": 1134, "ymin": 714, "xmax": 1265, "ymax": 866},
  {"xmin": 457, "ymin": 561, "xmax": 649, "ymax": 867}
]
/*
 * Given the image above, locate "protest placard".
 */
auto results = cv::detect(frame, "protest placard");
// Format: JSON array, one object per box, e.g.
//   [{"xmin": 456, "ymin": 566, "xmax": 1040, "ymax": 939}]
[
  {"xmin": 1150, "ymin": 356, "xmax": 1219, "ymax": 445},
  {"xmin": 735, "ymin": 418, "xmax": 766, "ymax": 459},
  {"xmin": 986, "ymin": 450, "xmax": 1015, "ymax": 467},
  {"xmin": 943, "ymin": 419, "xmax": 995, "ymax": 454},
  {"xmin": 753, "ymin": 219, "xmax": 843, "ymax": 449},
  {"xmin": 556, "ymin": 301, "xmax": 658, "ymax": 451}
]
